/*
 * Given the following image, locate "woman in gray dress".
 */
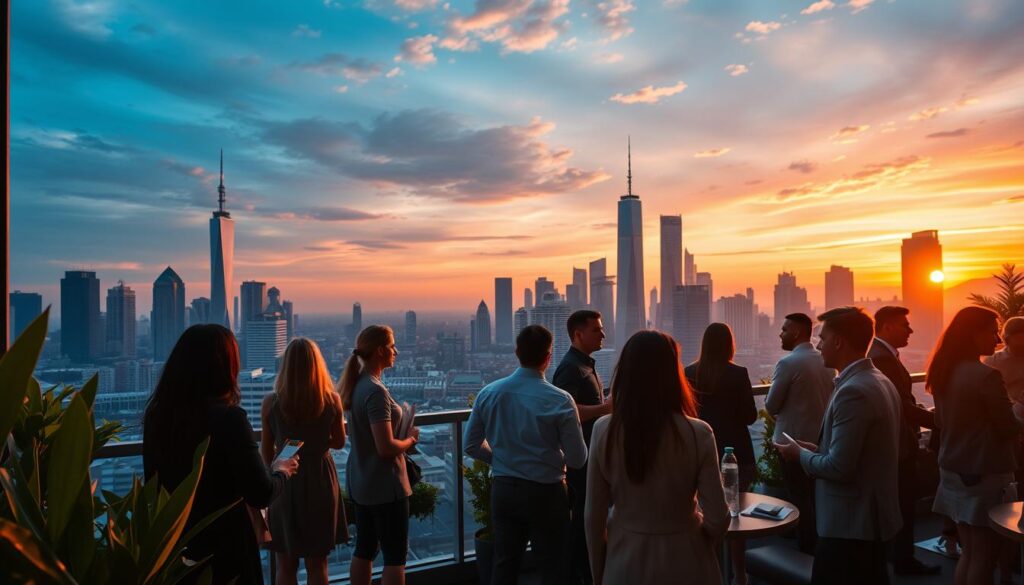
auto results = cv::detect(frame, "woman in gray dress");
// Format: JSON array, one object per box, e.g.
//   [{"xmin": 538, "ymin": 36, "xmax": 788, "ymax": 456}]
[{"xmin": 261, "ymin": 338, "xmax": 347, "ymax": 585}]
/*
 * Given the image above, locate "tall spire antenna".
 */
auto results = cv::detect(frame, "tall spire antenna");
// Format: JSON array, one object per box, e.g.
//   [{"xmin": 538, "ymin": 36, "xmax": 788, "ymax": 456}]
[
  {"xmin": 217, "ymin": 149, "xmax": 226, "ymax": 213},
  {"xmin": 627, "ymin": 136, "xmax": 633, "ymax": 196}
]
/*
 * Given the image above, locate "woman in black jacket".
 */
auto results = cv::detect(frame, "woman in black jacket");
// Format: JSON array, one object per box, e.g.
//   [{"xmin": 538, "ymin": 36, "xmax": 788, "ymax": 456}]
[
  {"xmin": 143, "ymin": 324, "xmax": 298, "ymax": 584},
  {"xmin": 684, "ymin": 322, "xmax": 758, "ymax": 585}
]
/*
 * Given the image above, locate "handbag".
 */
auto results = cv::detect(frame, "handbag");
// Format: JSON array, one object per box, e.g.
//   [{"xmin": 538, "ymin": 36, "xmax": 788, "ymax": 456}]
[{"xmin": 405, "ymin": 453, "xmax": 422, "ymax": 486}]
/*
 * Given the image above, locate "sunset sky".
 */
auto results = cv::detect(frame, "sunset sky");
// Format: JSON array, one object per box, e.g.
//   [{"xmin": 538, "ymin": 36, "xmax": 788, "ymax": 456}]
[{"xmin": 10, "ymin": 0, "xmax": 1024, "ymax": 317}]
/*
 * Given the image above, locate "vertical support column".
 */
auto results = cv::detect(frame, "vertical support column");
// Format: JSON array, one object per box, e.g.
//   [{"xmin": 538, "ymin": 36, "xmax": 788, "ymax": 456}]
[
  {"xmin": 1, "ymin": 0, "xmax": 10, "ymax": 356},
  {"xmin": 455, "ymin": 419, "xmax": 466, "ymax": 565}
]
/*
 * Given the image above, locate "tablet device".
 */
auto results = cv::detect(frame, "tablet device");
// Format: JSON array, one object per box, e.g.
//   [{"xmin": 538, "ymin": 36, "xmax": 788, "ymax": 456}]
[{"xmin": 275, "ymin": 439, "xmax": 303, "ymax": 462}]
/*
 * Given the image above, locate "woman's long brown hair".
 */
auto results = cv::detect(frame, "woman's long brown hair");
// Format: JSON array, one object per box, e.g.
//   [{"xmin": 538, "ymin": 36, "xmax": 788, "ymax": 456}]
[
  {"xmin": 607, "ymin": 330, "xmax": 698, "ymax": 484},
  {"xmin": 275, "ymin": 338, "xmax": 336, "ymax": 422},
  {"xmin": 926, "ymin": 306, "xmax": 999, "ymax": 396}
]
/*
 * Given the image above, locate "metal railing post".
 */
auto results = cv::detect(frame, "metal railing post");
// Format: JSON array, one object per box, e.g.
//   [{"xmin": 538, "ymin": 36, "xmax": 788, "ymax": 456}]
[{"xmin": 454, "ymin": 419, "xmax": 466, "ymax": 567}]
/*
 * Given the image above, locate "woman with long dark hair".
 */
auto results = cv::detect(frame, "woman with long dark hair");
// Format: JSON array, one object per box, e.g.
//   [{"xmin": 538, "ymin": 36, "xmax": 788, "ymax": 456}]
[
  {"xmin": 339, "ymin": 325, "xmax": 419, "ymax": 585},
  {"xmin": 261, "ymin": 338, "xmax": 346, "ymax": 585},
  {"xmin": 684, "ymin": 323, "xmax": 757, "ymax": 585},
  {"xmin": 143, "ymin": 324, "xmax": 298, "ymax": 584},
  {"xmin": 929, "ymin": 307, "xmax": 1020, "ymax": 585},
  {"xmin": 585, "ymin": 330, "xmax": 728, "ymax": 584}
]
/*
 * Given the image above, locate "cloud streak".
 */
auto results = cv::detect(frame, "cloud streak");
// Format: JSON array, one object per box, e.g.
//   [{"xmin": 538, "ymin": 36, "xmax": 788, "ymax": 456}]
[{"xmin": 610, "ymin": 81, "xmax": 687, "ymax": 104}]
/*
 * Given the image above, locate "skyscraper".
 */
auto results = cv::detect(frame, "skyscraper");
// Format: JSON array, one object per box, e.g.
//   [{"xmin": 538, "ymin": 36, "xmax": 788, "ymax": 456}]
[
  {"xmin": 514, "ymin": 307, "xmax": 529, "ymax": 336},
  {"xmin": 524, "ymin": 288, "xmax": 534, "ymax": 311},
  {"xmin": 672, "ymin": 284, "xmax": 711, "ymax": 365},
  {"xmin": 697, "ymin": 271, "xmax": 714, "ymax": 320},
  {"xmin": 589, "ymin": 257, "xmax": 615, "ymax": 347},
  {"xmin": 473, "ymin": 300, "xmax": 492, "ymax": 352},
  {"xmin": 773, "ymin": 272, "xmax": 811, "ymax": 326},
  {"xmin": 531, "ymin": 292, "xmax": 573, "ymax": 361},
  {"xmin": 209, "ymin": 150, "xmax": 235, "ymax": 329},
  {"xmin": 535, "ymin": 277, "xmax": 555, "ymax": 303},
  {"xmin": 351, "ymin": 302, "xmax": 363, "ymax": 338},
  {"xmin": 9, "ymin": 291, "xmax": 42, "ymax": 342},
  {"xmin": 151, "ymin": 267, "xmax": 186, "ymax": 362},
  {"xmin": 190, "ymin": 297, "xmax": 211, "ymax": 325},
  {"xmin": 404, "ymin": 310, "xmax": 417, "ymax": 348},
  {"xmin": 105, "ymin": 281, "xmax": 136, "ymax": 358},
  {"xmin": 233, "ymin": 296, "xmax": 240, "ymax": 333},
  {"xmin": 901, "ymin": 230, "xmax": 944, "ymax": 352},
  {"xmin": 282, "ymin": 300, "xmax": 294, "ymax": 340},
  {"xmin": 684, "ymin": 249, "xmax": 696, "ymax": 285},
  {"xmin": 494, "ymin": 277, "xmax": 513, "ymax": 346},
  {"xmin": 61, "ymin": 270, "xmax": 101, "ymax": 362},
  {"xmin": 659, "ymin": 215, "xmax": 683, "ymax": 330},
  {"xmin": 239, "ymin": 281, "xmax": 267, "ymax": 340},
  {"xmin": 245, "ymin": 319, "xmax": 288, "ymax": 371},
  {"xmin": 616, "ymin": 139, "xmax": 646, "ymax": 346},
  {"xmin": 572, "ymin": 267, "xmax": 588, "ymax": 308},
  {"xmin": 825, "ymin": 265, "xmax": 855, "ymax": 310},
  {"xmin": 720, "ymin": 290, "xmax": 755, "ymax": 350},
  {"xmin": 649, "ymin": 287, "xmax": 658, "ymax": 328}
]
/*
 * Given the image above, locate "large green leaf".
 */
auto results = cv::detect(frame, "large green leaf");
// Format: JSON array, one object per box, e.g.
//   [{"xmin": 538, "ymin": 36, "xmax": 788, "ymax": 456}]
[
  {"xmin": 63, "ymin": 479, "xmax": 97, "ymax": 581},
  {"xmin": 0, "ymin": 517, "xmax": 78, "ymax": 585},
  {"xmin": 0, "ymin": 308, "xmax": 49, "ymax": 453},
  {"xmin": 26, "ymin": 378, "xmax": 43, "ymax": 417},
  {"xmin": 138, "ymin": 438, "xmax": 210, "ymax": 583},
  {"xmin": 0, "ymin": 459, "xmax": 47, "ymax": 541},
  {"xmin": 46, "ymin": 394, "xmax": 93, "ymax": 543},
  {"xmin": 78, "ymin": 375, "xmax": 98, "ymax": 412}
]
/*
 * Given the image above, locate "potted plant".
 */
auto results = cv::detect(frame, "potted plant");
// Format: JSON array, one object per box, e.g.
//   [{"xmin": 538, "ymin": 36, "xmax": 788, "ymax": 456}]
[
  {"xmin": 463, "ymin": 458, "xmax": 493, "ymax": 585},
  {"xmin": 753, "ymin": 408, "xmax": 787, "ymax": 499},
  {"xmin": 340, "ymin": 480, "xmax": 439, "ymax": 526}
]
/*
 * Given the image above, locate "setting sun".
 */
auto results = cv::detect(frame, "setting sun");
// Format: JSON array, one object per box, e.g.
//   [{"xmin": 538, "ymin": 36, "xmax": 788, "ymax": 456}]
[{"xmin": 930, "ymin": 270, "xmax": 945, "ymax": 283}]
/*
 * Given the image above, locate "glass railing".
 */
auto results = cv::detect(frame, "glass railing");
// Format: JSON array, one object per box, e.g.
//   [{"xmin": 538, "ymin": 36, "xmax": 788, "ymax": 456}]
[{"xmin": 91, "ymin": 375, "xmax": 928, "ymax": 584}]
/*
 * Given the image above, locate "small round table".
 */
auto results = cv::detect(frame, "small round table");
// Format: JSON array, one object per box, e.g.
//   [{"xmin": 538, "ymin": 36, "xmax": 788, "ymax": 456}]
[
  {"xmin": 722, "ymin": 492, "xmax": 801, "ymax": 583},
  {"xmin": 988, "ymin": 502, "xmax": 1024, "ymax": 584}
]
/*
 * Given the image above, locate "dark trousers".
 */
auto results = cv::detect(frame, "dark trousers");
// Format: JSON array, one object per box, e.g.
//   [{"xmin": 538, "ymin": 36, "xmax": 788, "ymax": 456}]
[
  {"xmin": 567, "ymin": 466, "xmax": 593, "ymax": 585},
  {"xmin": 812, "ymin": 537, "xmax": 889, "ymax": 585},
  {"xmin": 782, "ymin": 458, "xmax": 817, "ymax": 554},
  {"xmin": 491, "ymin": 476, "xmax": 570, "ymax": 585},
  {"xmin": 891, "ymin": 456, "xmax": 918, "ymax": 566}
]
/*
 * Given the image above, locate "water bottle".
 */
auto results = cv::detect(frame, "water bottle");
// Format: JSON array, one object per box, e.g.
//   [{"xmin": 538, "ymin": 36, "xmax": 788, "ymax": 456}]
[{"xmin": 721, "ymin": 447, "xmax": 740, "ymax": 517}]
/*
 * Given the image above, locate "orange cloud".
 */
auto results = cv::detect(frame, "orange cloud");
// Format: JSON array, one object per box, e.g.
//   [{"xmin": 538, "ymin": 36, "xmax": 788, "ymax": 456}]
[
  {"xmin": 725, "ymin": 64, "xmax": 749, "ymax": 76},
  {"xmin": 396, "ymin": 34, "xmax": 439, "ymax": 66},
  {"xmin": 801, "ymin": 0, "xmax": 835, "ymax": 15},
  {"xmin": 695, "ymin": 147, "xmax": 731, "ymax": 158},
  {"xmin": 745, "ymin": 21, "xmax": 782, "ymax": 35},
  {"xmin": 610, "ymin": 81, "xmax": 687, "ymax": 104},
  {"xmin": 829, "ymin": 124, "xmax": 870, "ymax": 142},
  {"xmin": 909, "ymin": 106, "xmax": 948, "ymax": 121}
]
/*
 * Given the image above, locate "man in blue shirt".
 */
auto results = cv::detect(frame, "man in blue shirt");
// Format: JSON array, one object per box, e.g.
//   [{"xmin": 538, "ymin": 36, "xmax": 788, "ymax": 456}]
[{"xmin": 465, "ymin": 324, "xmax": 588, "ymax": 585}]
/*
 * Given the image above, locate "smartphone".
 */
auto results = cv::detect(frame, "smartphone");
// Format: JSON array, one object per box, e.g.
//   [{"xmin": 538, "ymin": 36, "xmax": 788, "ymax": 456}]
[
  {"xmin": 275, "ymin": 439, "xmax": 303, "ymax": 462},
  {"xmin": 781, "ymin": 432, "xmax": 797, "ymax": 445}
]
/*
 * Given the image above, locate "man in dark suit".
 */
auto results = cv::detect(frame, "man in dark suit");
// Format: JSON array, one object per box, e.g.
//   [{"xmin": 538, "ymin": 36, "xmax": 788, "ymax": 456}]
[
  {"xmin": 871, "ymin": 306, "xmax": 940, "ymax": 576},
  {"xmin": 776, "ymin": 307, "xmax": 903, "ymax": 585}
]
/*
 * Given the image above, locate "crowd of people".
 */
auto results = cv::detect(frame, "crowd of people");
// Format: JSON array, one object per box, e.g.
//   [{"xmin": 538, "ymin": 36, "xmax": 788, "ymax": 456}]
[{"xmin": 138, "ymin": 306, "xmax": 1024, "ymax": 585}]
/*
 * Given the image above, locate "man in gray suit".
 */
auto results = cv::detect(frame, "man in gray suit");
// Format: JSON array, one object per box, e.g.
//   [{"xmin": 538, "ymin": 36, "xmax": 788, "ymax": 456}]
[
  {"xmin": 766, "ymin": 312, "xmax": 835, "ymax": 553},
  {"xmin": 776, "ymin": 307, "xmax": 903, "ymax": 585}
]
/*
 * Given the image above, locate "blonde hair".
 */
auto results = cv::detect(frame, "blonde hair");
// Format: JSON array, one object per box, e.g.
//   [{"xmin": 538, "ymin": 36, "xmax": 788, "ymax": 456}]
[
  {"xmin": 338, "ymin": 325, "xmax": 394, "ymax": 410},
  {"xmin": 275, "ymin": 338, "xmax": 336, "ymax": 423}
]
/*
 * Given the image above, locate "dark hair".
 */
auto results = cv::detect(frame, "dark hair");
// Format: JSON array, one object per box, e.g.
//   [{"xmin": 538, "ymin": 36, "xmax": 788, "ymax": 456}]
[
  {"xmin": 567, "ymin": 310, "xmax": 601, "ymax": 339},
  {"xmin": 338, "ymin": 325, "xmax": 393, "ymax": 410},
  {"xmin": 926, "ymin": 306, "xmax": 999, "ymax": 396},
  {"xmin": 692, "ymin": 323, "xmax": 735, "ymax": 400},
  {"xmin": 608, "ymin": 331, "xmax": 697, "ymax": 484},
  {"xmin": 516, "ymin": 325, "xmax": 553, "ymax": 368},
  {"xmin": 143, "ymin": 324, "xmax": 241, "ymax": 484},
  {"xmin": 817, "ymin": 306, "xmax": 874, "ymax": 353},
  {"xmin": 784, "ymin": 313, "xmax": 813, "ymax": 336},
  {"xmin": 873, "ymin": 306, "xmax": 910, "ymax": 334}
]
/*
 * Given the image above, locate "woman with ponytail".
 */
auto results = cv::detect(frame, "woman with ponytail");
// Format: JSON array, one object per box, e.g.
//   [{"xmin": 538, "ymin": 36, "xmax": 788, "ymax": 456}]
[{"xmin": 341, "ymin": 325, "xmax": 420, "ymax": 585}]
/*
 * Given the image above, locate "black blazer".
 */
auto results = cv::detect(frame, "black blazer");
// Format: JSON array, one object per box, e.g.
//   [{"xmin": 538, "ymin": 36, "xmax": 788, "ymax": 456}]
[
  {"xmin": 144, "ymin": 404, "xmax": 284, "ymax": 585},
  {"xmin": 684, "ymin": 362, "xmax": 758, "ymax": 465},
  {"xmin": 868, "ymin": 341, "xmax": 934, "ymax": 460}
]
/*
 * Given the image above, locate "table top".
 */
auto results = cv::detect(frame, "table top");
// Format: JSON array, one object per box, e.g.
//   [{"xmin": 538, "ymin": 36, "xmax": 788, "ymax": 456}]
[
  {"xmin": 988, "ymin": 502, "xmax": 1024, "ymax": 542},
  {"xmin": 726, "ymin": 492, "xmax": 800, "ymax": 540}
]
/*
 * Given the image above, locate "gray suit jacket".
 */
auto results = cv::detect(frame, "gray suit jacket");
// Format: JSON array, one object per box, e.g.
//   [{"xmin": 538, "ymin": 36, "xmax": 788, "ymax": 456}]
[
  {"xmin": 766, "ymin": 343, "xmax": 836, "ymax": 442},
  {"xmin": 799, "ymin": 358, "xmax": 903, "ymax": 541}
]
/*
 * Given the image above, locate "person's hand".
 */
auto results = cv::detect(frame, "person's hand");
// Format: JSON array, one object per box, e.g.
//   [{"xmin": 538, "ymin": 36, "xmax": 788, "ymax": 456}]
[
  {"xmin": 409, "ymin": 426, "xmax": 421, "ymax": 443},
  {"xmin": 794, "ymin": 438, "xmax": 817, "ymax": 451},
  {"xmin": 773, "ymin": 438, "xmax": 802, "ymax": 462},
  {"xmin": 272, "ymin": 454, "xmax": 300, "ymax": 478}
]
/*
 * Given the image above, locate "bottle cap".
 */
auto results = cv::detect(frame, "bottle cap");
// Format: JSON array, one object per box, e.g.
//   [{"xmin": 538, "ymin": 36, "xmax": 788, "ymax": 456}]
[{"xmin": 724, "ymin": 447, "xmax": 734, "ymax": 453}]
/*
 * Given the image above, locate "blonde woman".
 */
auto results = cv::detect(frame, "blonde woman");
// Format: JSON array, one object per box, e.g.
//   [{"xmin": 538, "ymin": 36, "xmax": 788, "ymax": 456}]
[
  {"xmin": 261, "ymin": 338, "xmax": 346, "ymax": 585},
  {"xmin": 339, "ymin": 325, "xmax": 420, "ymax": 585}
]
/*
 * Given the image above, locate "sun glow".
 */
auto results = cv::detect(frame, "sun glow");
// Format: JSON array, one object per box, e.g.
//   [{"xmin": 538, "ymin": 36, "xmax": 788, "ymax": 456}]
[{"xmin": 930, "ymin": 270, "xmax": 945, "ymax": 283}]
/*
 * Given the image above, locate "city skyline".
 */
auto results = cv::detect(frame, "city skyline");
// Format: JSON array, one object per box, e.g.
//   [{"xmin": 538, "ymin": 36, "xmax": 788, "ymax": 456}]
[{"xmin": 9, "ymin": 0, "xmax": 1024, "ymax": 315}]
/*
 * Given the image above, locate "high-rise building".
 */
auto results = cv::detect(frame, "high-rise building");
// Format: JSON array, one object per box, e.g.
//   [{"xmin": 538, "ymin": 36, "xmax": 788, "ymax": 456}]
[
  {"xmin": 825, "ymin": 265, "xmax": 855, "ymax": 310},
  {"xmin": 514, "ymin": 307, "xmax": 529, "ymax": 336},
  {"xmin": 209, "ymin": 150, "xmax": 235, "ymax": 329},
  {"xmin": 535, "ymin": 277, "xmax": 555, "ymax": 304},
  {"xmin": 9, "ymin": 291, "xmax": 42, "ymax": 342},
  {"xmin": 437, "ymin": 333, "xmax": 466, "ymax": 370},
  {"xmin": 659, "ymin": 215, "xmax": 683, "ymax": 330},
  {"xmin": 524, "ymin": 288, "xmax": 534, "ymax": 311},
  {"xmin": 105, "ymin": 281, "xmax": 136, "ymax": 358},
  {"xmin": 566, "ymin": 284, "xmax": 580, "ymax": 311},
  {"xmin": 351, "ymin": 302, "xmax": 363, "ymax": 339},
  {"xmin": 282, "ymin": 300, "xmax": 294, "ymax": 340},
  {"xmin": 572, "ymin": 267, "xmax": 588, "ymax": 308},
  {"xmin": 672, "ymin": 284, "xmax": 711, "ymax": 365},
  {"xmin": 902, "ymin": 230, "xmax": 944, "ymax": 352},
  {"xmin": 616, "ymin": 140, "xmax": 645, "ymax": 346},
  {"xmin": 265, "ymin": 287, "xmax": 284, "ymax": 317},
  {"xmin": 684, "ymin": 249, "xmax": 696, "ymax": 285},
  {"xmin": 240, "ymin": 281, "xmax": 267, "ymax": 341},
  {"xmin": 649, "ymin": 287, "xmax": 658, "ymax": 328},
  {"xmin": 190, "ymin": 297, "xmax": 211, "ymax": 325},
  {"xmin": 773, "ymin": 272, "xmax": 812, "ymax": 326},
  {"xmin": 696, "ymin": 271, "xmax": 714, "ymax": 320},
  {"xmin": 404, "ymin": 310, "xmax": 417, "ymax": 348},
  {"xmin": 719, "ymin": 290, "xmax": 755, "ymax": 350},
  {"xmin": 590, "ymin": 258, "xmax": 615, "ymax": 347},
  {"xmin": 151, "ymin": 267, "xmax": 186, "ymax": 362},
  {"xmin": 233, "ymin": 296, "xmax": 240, "ymax": 333},
  {"xmin": 245, "ymin": 319, "xmax": 288, "ymax": 370},
  {"xmin": 531, "ymin": 292, "xmax": 573, "ymax": 361},
  {"xmin": 473, "ymin": 301, "xmax": 492, "ymax": 352},
  {"xmin": 61, "ymin": 270, "xmax": 101, "ymax": 362},
  {"xmin": 494, "ymin": 277, "xmax": 513, "ymax": 346}
]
